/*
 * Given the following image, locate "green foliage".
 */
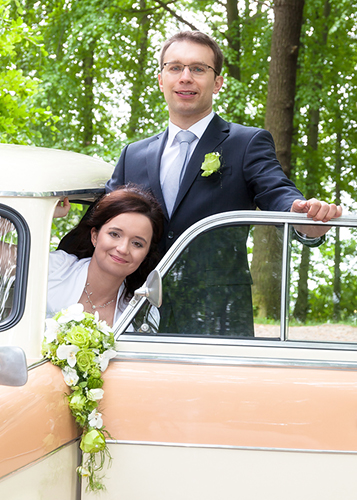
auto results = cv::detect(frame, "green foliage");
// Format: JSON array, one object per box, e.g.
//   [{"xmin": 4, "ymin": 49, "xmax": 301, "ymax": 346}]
[
  {"xmin": 5, "ymin": 0, "xmax": 357, "ymax": 327},
  {"xmin": 290, "ymin": 228, "xmax": 357, "ymax": 324},
  {"xmin": 293, "ymin": 0, "xmax": 357, "ymax": 204},
  {"xmin": 50, "ymin": 203, "xmax": 88, "ymax": 251},
  {"xmin": 0, "ymin": 0, "xmax": 58, "ymax": 143}
]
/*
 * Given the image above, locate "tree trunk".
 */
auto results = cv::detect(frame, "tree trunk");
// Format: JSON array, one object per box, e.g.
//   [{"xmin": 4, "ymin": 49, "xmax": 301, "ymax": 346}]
[
  {"xmin": 293, "ymin": 0, "xmax": 331, "ymax": 322},
  {"xmin": 251, "ymin": 226, "xmax": 283, "ymax": 320},
  {"xmin": 226, "ymin": 0, "xmax": 241, "ymax": 82},
  {"xmin": 265, "ymin": 0, "xmax": 305, "ymax": 177},
  {"xmin": 126, "ymin": 0, "xmax": 150, "ymax": 140},
  {"xmin": 81, "ymin": 40, "xmax": 96, "ymax": 150},
  {"xmin": 251, "ymin": 0, "xmax": 305, "ymax": 319},
  {"xmin": 333, "ymin": 131, "xmax": 342, "ymax": 322},
  {"xmin": 293, "ymin": 244, "xmax": 310, "ymax": 321}
]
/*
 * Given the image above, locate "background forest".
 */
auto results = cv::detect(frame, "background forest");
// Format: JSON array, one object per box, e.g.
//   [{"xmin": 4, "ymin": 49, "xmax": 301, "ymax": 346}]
[{"xmin": 1, "ymin": 0, "xmax": 357, "ymax": 325}]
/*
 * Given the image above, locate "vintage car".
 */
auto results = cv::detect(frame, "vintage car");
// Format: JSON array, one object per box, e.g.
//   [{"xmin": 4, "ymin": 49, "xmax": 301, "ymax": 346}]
[{"xmin": 1, "ymin": 143, "xmax": 357, "ymax": 499}]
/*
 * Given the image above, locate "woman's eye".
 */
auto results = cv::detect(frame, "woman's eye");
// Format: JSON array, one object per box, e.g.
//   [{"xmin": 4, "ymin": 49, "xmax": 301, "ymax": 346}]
[
  {"xmin": 109, "ymin": 231, "xmax": 120, "ymax": 238},
  {"xmin": 133, "ymin": 241, "xmax": 143, "ymax": 248}
]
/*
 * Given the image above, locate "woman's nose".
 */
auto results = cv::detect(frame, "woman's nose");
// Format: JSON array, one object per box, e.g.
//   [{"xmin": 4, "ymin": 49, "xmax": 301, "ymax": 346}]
[{"xmin": 116, "ymin": 239, "xmax": 129, "ymax": 254}]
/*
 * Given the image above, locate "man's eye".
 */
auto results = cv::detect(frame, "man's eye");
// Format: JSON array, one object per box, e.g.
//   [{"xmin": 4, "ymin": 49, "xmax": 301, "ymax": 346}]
[
  {"xmin": 191, "ymin": 65, "xmax": 205, "ymax": 74},
  {"xmin": 169, "ymin": 65, "xmax": 182, "ymax": 73}
]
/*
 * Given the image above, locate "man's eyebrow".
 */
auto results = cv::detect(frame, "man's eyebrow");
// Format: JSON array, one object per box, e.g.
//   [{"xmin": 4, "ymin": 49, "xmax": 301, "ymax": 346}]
[
  {"xmin": 108, "ymin": 226, "xmax": 148, "ymax": 243},
  {"xmin": 165, "ymin": 60, "xmax": 205, "ymax": 64}
]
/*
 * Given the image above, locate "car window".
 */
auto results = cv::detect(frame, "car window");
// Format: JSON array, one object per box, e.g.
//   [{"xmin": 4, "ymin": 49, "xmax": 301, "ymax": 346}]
[
  {"xmin": 288, "ymin": 225, "xmax": 357, "ymax": 343},
  {"xmin": 0, "ymin": 216, "xmax": 16, "ymax": 321},
  {"xmin": 131, "ymin": 223, "xmax": 284, "ymax": 338},
  {"xmin": 0, "ymin": 205, "xmax": 30, "ymax": 330},
  {"xmin": 127, "ymin": 218, "xmax": 357, "ymax": 345}
]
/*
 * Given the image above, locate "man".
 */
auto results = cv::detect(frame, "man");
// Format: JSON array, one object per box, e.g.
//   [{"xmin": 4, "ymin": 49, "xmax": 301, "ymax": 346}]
[
  {"xmin": 105, "ymin": 31, "xmax": 341, "ymax": 336},
  {"xmin": 106, "ymin": 31, "xmax": 341, "ymax": 250}
]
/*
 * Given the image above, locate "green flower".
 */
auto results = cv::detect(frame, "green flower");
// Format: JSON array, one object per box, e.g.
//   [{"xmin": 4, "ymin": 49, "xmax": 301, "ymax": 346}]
[
  {"xmin": 68, "ymin": 391, "xmax": 87, "ymax": 412},
  {"xmin": 87, "ymin": 374, "xmax": 104, "ymax": 388},
  {"xmin": 76, "ymin": 349, "xmax": 95, "ymax": 372},
  {"xmin": 66, "ymin": 325, "xmax": 91, "ymax": 348},
  {"xmin": 201, "ymin": 152, "xmax": 221, "ymax": 177},
  {"xmin": 80, "ymin": 429, "xmax": 106, "ymax": 454}
]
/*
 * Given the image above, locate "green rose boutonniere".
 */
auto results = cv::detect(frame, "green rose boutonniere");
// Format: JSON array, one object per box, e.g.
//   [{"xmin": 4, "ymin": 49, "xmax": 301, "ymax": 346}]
[{"xmin": 201, "ymin": 152, "xmax": 221, "ymax": 177}]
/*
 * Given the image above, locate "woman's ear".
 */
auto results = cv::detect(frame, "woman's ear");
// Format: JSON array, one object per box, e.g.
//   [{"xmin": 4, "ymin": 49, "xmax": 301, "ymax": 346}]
[{"xmin": 90, "ymin": 228, "xmax": 98, "ymax": 248}]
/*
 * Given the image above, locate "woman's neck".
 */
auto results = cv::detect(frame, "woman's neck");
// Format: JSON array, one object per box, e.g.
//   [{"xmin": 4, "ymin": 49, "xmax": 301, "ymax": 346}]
[{"xmin": 78, "ymin": 261, "xmax": 124, "ymax": 326}]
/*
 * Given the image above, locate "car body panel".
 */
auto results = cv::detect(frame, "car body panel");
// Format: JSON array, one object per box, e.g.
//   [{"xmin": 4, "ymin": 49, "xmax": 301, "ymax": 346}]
[
  {"xmin": 102, "ymin": 356, "xmax": 357, "ymax": 452},
  {"xmin": 0, "ymin": 362, "xmax": 79, "ymax": 479},
  {"xmin": 0, "ymin": 143, "xmax": 111, "ymax": 196}
]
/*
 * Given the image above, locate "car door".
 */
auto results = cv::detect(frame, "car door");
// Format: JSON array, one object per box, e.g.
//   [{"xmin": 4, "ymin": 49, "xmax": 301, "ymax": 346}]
[{"xmin": 89, "ymin": 211, "xmax": 357, "ymax": 500}]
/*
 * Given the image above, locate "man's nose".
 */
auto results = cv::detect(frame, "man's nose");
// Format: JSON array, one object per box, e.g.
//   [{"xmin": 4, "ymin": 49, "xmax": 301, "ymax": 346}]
[{"xmin": 179, "ymin": 66, "xmax": 193, "ymax": 81}]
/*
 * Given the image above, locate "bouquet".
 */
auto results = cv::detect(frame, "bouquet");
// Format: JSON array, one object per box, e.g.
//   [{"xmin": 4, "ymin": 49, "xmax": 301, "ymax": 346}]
[{"xmin": 41, "ymin": 303, "xmax": 117, "ymax": 492}]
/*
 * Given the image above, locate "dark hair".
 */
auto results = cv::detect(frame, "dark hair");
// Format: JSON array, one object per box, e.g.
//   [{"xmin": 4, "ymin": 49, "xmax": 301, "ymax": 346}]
[
  {"xmin": 59, "ymin": 185, "xmax": 164, "ymax": 300},
  {"xmin": 160, "ymin": 31, "xmax": 224, "ymax": 76}
]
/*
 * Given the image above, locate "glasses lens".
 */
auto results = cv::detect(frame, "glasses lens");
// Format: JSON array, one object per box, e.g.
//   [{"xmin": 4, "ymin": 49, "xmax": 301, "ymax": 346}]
[
  {"xmin": 166, "ymin": 63, "xmax": 183, "ymax": 74},
  {"xmin": 189, "ymin": 64, "xmax": 207, "ymax": 75}
]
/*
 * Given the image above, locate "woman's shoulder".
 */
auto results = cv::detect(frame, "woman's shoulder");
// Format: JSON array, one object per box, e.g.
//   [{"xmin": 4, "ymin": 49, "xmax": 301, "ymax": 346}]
[{"xmin": 49, "ymin": 250, "xmax": 90, "ymax": 277}]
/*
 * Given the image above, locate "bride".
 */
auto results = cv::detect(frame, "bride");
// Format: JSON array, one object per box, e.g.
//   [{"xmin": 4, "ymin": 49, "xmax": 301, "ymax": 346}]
[{"xmin": 48, "ymin": 185, "xmax": 164, "ymax": 326}]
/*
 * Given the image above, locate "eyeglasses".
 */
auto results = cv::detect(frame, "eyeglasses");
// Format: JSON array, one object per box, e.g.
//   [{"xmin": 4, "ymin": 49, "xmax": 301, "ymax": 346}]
[{"xmin": 162, "ymin": 62, "xmax": 218, "ymax": 77}]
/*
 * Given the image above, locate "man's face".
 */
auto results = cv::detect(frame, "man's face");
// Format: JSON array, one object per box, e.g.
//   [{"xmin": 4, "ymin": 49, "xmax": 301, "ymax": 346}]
[{"xmin": 158, "ymin": 41, "xmax": 224, "ymax": 128}]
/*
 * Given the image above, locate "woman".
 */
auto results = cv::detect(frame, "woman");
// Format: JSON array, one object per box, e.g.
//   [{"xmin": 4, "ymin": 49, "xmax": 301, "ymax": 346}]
[{"xmin": 48, "ymin": 185, "xmax": 164, "ymax": 326}]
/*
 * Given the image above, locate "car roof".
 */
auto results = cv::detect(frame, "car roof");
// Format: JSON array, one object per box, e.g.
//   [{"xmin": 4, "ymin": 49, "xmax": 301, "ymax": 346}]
[{"xmin": 0, "ymin": 144, "xmax": 114, "ymax": 197}]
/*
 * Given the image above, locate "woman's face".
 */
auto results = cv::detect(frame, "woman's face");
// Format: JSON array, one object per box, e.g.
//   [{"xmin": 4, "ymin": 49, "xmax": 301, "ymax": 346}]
[{"xmin": 90, "ymin": 212, "xmax": 153, "ymax": 280}]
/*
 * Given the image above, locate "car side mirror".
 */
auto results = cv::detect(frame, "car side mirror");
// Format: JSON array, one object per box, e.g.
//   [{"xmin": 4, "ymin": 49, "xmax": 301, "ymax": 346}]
[
  {"xmin": 0, "ymin": 346, "xmax": 28, "ymax": 386},
  {"xmin": 134, "ymin": 269, "xmax": 162, "ymax": 308}
]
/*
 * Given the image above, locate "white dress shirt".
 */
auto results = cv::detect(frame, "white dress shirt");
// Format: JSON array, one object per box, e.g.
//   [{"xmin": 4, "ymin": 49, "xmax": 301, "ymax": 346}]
[{"xmin": 160, "ymin": 111, "xmax": 215, "ymax": 193}]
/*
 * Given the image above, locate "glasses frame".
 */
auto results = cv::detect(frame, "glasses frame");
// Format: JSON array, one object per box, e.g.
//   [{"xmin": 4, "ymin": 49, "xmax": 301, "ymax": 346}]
[{"xmin": 162, "ymin": 62, "xmax": 219, "ymax": 77}]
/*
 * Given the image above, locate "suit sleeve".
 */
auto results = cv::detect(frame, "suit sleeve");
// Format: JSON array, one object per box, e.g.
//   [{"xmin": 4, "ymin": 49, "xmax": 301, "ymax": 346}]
[
  {"xmin": 105, "ymin": 145, "xmax": 127, "ymax": 193},
  {"xmin": 243, "ymin": 128, "xmax": 305, "ymax": 212}
]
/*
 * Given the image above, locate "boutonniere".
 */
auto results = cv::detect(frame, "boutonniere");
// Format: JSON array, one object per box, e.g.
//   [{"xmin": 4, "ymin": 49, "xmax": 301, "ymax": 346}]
[{"xmin": 200, "ymin": 152, "xmax": 221, "ymax": 177}]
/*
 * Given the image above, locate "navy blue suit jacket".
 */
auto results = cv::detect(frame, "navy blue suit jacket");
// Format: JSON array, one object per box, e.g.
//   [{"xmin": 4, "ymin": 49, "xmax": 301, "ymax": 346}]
[{"xmin": 106, "ymin": 114, "xmax": 304, "ymax": 253}]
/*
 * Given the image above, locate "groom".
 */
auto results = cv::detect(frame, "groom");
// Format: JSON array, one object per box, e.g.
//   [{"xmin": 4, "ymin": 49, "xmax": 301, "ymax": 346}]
[
  {"xmin": 105, "ymin": 31, "xmax": 341, "ymax": 335},
  {"xmin": 106, "ymin": 31, "xmax": 341, "ymax": 249}
]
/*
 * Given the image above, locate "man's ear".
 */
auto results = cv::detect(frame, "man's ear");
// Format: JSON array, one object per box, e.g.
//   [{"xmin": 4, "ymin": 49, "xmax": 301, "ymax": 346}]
[
  {"xmin": 158, "ymin": 73, "xmax": 164, "ymax": 93},
  {"xmin": 213, "ymin": 75, "xmax": 224, "ymax": 95}
]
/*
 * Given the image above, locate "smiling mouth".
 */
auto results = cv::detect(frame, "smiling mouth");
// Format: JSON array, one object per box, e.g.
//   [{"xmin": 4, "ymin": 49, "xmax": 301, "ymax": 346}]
[
  {"xmin": 110, "ymin": 255, "xmax": 128, "ymax": 264},
  {"xmin": 176, "ymin": 91, "xmax": 197, "ymax": 96}
]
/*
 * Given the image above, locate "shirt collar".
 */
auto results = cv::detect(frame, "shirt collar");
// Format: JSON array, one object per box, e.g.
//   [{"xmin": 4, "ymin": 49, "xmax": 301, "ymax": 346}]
[{"xmin": 167, "ymin": 111, "xmax": 215, "ymax": 146}]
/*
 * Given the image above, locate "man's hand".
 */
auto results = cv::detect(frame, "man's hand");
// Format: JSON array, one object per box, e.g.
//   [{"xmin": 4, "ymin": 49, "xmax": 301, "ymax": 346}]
[
  {"xmin": 291, "ymin": 198, "xmax": 342, "ymax": 238},
  {"xmin": 54, "ymin": 197, "xmax": 71, "ymax": 218}
]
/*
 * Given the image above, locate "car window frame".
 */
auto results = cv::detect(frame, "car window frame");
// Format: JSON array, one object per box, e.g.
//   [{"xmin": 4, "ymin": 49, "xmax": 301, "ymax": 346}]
[
  {"xmin": 113, "ymin": 210, "xmax": 357, "ymax": 351},
  {"xmin": 0, "ymin": 203, "xmax": 30, "ymax": 331}
]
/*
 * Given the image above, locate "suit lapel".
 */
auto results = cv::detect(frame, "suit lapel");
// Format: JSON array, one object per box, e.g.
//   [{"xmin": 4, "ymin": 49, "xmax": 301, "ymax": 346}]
[
  {"xmin": 146, "ymin": 128, "xmax": 168, "ymax": 216},
  {"xmin": 173, "ymin": 114, "xmax": 230, "ymax": 214}
]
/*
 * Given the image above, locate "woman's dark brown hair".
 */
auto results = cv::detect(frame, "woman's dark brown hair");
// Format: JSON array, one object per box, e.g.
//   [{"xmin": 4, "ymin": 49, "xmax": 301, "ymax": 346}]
[{"xmin": 58, "ymin": 185, "xmax": 164, "ymax": 300}]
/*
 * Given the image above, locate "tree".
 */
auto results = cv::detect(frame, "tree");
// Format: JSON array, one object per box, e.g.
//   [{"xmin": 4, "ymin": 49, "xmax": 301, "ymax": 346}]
[
  {"xmin": 251, "ymin": 0, "xmax": 305, "ymax": 320},
  {"xmin": 0, "ymin": 0, "xmax": 57, "ymax": 143}
]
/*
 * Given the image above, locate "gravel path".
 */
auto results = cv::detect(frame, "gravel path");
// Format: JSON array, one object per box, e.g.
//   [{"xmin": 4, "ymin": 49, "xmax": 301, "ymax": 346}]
[{"xmin": 254, "ymin": 323, "xmax": 357, "ymax": 342}]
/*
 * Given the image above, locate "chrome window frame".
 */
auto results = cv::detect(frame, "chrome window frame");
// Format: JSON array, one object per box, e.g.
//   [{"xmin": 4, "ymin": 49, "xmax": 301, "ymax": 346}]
[
  {"xmin": 0, "ymin": 204, "xmax": 30, "ymax": 331},
  {"xmin": 114, "ymin": 210, "xmax": 357, "ymax": 351}
]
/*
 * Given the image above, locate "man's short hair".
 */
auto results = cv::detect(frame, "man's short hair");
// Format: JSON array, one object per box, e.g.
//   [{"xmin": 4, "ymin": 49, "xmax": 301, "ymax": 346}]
[{"xmin": 160, "ymin": 31, "xmax": 224, "ymax": 76}]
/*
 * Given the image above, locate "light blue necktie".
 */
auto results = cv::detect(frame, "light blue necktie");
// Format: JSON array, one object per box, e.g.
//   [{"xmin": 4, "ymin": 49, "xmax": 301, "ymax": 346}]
[{"xmin": 163, "ymin": 130, "xmax": 196, "ymax": 216}]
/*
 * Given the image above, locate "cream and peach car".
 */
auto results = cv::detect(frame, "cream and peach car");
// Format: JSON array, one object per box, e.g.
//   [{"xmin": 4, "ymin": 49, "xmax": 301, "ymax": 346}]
[{"xmin": 1, "ymin": 143, "xmax": 357, "ymax": 499}]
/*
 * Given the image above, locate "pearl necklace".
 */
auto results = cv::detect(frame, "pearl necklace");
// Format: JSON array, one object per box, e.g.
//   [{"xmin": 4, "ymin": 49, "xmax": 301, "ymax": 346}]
[{"xmin": 84, "ymin": 282, "xmax": 116, "ymax": 310}]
